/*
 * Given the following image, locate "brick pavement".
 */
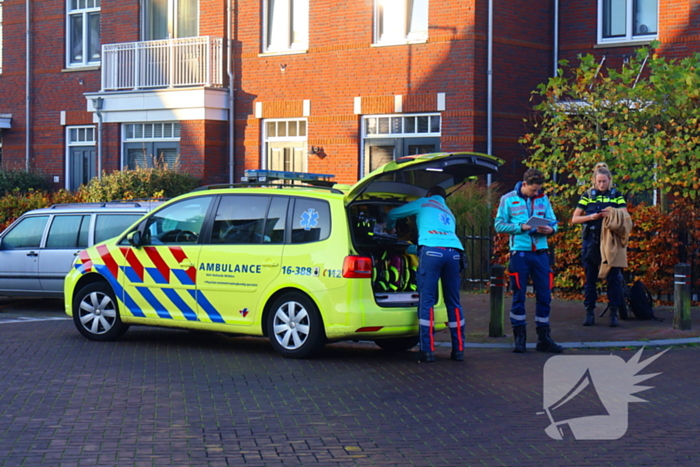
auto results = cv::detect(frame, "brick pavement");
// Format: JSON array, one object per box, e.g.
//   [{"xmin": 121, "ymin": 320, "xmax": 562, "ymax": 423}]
[{"xmin": 0, "ymin": 316, "xmax": 699, "ymax": 466}]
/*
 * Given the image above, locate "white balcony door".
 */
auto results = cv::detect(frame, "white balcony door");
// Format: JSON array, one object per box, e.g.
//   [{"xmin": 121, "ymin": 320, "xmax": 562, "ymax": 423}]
[{"xmin": 143, "ymin": 0, "xmax": 199, "ymax": 40}]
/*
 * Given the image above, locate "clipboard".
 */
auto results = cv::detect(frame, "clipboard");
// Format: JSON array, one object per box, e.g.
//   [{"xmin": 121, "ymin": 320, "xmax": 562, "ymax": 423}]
[{"xmin": 525, "ymin": 216, "xmax": 555, "ymax": 228}]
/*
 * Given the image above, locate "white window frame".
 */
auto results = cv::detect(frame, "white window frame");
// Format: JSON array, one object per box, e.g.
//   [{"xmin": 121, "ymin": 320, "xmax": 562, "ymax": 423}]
[
  {"xmin": 121, "ymin": 122, "xmax": 181, "ymax": 169},
  {"xmin": 373, "ymin": 0, "xmax": 428, "ymax": 46},
  {"xmin": 66, "ymin": 0, "xmax": 101, "ymax": 67},
  {"xmin": 362, "ymin": 113, "xmax": 441, "ymax": 139},
  {"xmin": 262, "ymin": 0, "xmax": 309, "ymax": 54},
  {"xmin": 262, "ymin": 118, "xmax": 308, "ymax": 171},
  {"xmin": 597, "ymin": 0, "xmax": 658, "ymax": 45}
]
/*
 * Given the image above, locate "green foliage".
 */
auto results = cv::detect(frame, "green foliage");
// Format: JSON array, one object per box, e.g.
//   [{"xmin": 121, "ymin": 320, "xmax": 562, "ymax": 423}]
[
  {"xmin": 522, "ymin": 42, "xmax": 700, "ymax": 201},
  {"xmin": 0, "ymin": 190, "xmax": 82, "ymax": 231},
  {"xmin": 447, "ymin": 182, "xmax": 502, "ymax": 289},
  {"xmin": 0, "ymin": 170, "xmax": 49, "ymax": 194},
  {"xmin": 79, "ymin": 166, "xmax": 199, "ymax": 202}
]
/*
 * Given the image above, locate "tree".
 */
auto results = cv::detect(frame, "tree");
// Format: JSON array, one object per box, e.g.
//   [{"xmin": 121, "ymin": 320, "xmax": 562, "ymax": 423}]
[{"xmin": 521, "ymin": 43, "xmax": 700, "ymax": 202}]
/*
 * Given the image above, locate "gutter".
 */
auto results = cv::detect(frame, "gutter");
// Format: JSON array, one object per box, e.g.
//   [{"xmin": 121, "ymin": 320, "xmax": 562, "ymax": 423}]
[
  {"xmin": 486, "ymin": 0, "xmax": 493, "ymax": 186},
  {"xmin": 25, "ymin": 0, "xmax": 30, "ymax": 172}
]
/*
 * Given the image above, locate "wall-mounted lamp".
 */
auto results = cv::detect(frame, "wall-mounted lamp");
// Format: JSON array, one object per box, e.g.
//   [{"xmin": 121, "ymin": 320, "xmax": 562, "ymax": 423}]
[{"xmin": 308, "ymin": 146, "xmax": 324, "ymax": 156}]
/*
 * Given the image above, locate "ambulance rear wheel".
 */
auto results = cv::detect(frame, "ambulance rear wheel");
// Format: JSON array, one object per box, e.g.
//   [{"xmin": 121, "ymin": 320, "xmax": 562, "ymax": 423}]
[
  {"xmin": 374, "ymin": 336, "xmax": 419, "ymax": 352},
  {"xmin": 73, "ymin": 282, "xmax": 129, "ymax": 341},
  {"xmin": 267, "ymin": 293, "xmax": 326, "ymax": 359}
]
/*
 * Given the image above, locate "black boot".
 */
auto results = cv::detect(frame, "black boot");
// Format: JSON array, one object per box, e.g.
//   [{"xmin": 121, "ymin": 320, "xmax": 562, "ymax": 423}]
[
  {"xmin": 451, "ymin": 350, "xmax": 464, "ymax": 362},
  {"xmin": 417, "ymin": 350, "xmax": 435, "ymax": 362},
  {"xmin": 536, "ymin": 325, "xmax": 563, "ymax": 353},
  {"xmin": 512, "ymin": 325, "xmax": 526, "ymax": 353},
  {"xmin": 609, "ymin": 306, "xmax": 619, "ymax": 327},
  {"xmin": 583, "ymin": 308, "xmax": 595, "ymax": 326}
]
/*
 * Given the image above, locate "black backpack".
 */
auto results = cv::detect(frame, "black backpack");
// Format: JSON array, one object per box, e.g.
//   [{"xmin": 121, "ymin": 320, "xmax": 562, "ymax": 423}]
[{"xmin": 629, "ymin": 280, "xmax": 664, "ymax": 321}]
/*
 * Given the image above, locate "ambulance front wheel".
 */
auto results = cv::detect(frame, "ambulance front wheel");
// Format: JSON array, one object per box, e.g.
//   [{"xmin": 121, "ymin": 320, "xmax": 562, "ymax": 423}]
[
  {"xmin": 267, "ymin": 292, "xmax": 326, "ymax": 359},
  {"xmin": 374, "ymin": 336, "xmax": 419, "ymax": 352},
  {"xmin": 72, "ymin": 282, "xmax": 129, "ymax": 341}
]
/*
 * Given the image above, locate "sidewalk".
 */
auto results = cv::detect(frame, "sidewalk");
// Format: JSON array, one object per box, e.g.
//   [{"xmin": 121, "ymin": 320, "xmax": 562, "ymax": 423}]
[{"xmin": 433, "ymin": 291, "xmax": 700, "ymax": 349}]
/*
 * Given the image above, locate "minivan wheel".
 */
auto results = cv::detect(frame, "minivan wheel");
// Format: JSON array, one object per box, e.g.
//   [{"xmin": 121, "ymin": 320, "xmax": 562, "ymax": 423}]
[
  {"xmin": 72, "ymin": 282, "xmax": 129, "ymax": 341},
  {"xmin": 267, "ymin": 293, "xmax": 325, "ymax": 359},
  {"xmin": 374, "ymin": 336, "xmax": 420, "ymax": 352}
]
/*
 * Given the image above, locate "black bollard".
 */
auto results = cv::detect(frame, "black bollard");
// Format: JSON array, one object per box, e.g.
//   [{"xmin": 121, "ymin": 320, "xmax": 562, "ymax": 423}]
[
  {"xmin": 673, "ymin": 263, "xmax": 692, "ymax": 330},
  {"xmin": 489, "ymin": 264, "xmax": 505, "ymax": 337}
]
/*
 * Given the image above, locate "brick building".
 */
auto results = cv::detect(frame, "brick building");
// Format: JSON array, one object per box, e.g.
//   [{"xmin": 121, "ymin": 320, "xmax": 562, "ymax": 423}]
[{"xmin": 0, "ymin": 1, "xmax": 695, "ymax": 189}]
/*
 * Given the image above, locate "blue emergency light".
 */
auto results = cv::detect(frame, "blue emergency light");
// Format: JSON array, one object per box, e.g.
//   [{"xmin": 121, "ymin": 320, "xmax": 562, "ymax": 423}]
[{"xmin": 242, "ymin": 170, "xmax": 335, "ymax": 183}]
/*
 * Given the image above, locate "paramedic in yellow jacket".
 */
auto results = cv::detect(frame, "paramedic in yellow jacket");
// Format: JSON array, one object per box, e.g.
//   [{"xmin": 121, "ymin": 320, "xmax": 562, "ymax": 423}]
[{"xmin": 571, "ymin": 164, "xmax": 628, "ymax": 327}]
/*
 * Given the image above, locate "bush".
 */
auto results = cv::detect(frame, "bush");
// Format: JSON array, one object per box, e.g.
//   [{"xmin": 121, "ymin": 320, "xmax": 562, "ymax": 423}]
[
  {"xmin": 79, "ymin": 167, "xmax": 200, "ymax": 202},
  {"xmin": 0, "ymin": 189, "xmax": 82, "ymax": 231},
  {"xmin": 0, "ymin": 170, "xmax": 49, "ymax": 194}
]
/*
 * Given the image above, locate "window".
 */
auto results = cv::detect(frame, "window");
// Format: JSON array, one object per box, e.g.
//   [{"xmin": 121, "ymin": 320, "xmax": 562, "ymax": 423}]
[
  {"xmin": 263, "ymin": 0, "xmax": 308, "ymax": 53},
  {"xmin": 141, "ymin": 196, "xmax": 212, "ymax": 245},
  {"xmin": 599, "ymin": 0, "xmax": 657, "ymax": 44},
  {"xmin": 123, "ymin": 122, "xmax": 181, "ymax": 169},
  {"xmin": 211, "ymin": 196, "xmax": 270, "ymax": 245},
  {"xmin": 374, "ymin": 0, "xmax": 428, "ymax": 45},
  {"xmin": 94, "ymin": 214, "xmax": 143, "ymax": 243},
  {"xmin": 264, "ymin": 119, "xmax": 308, "ymax": 172},
  {"xmin": 143, "ymin": 0, "xmax": 199, "ymax": 41},
  {"xmin": 1, "ymin": 216, "xmax": 49, "ymax": 249},
  {"xmin": 291, "ymin": 198, "xmax": 330, "ymax": 244},
  {"xmin": 67, "ymin": 0, "xmax": 101, "ymax": 67},
  {"xmin": 46, "ymin": 215, "xmax": 90, "ymax": 249},
  {"xmin": 362, "ymin": 113, "xmax": 441, "ymax": 174}
]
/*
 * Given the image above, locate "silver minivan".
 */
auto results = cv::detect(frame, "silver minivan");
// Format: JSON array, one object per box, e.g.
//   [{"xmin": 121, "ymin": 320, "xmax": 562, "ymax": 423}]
[{"xmin": 0, "ymin": 200, "xmax": 163, "ymax": 298}]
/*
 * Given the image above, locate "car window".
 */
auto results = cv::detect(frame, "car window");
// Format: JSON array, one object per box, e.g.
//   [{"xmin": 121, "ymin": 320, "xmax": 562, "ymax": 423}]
[
  {"xmin": 95, "ymin": 214, "xmax": 143, "ymax": 244},
  {"xmin": 291, "ymin": 198, "xmax": 331, "ymax": 244},
  {"xmin": 1, "ymin": 216, "xmax": 49, "ymax": 249},
  {"xmin": 143, "ymin": 196, "xmax": 213, "ymax": 245},
  {"xmin": 265, "ymin": 197, "xmax": 289, "ymax": 244},
  {"xmin": 210, "ymin": 195, "xmax": 270, "ymax": 245},
  {"xmin": 45, "ymin": 215, "xmax": 90, "ymax": 249}
]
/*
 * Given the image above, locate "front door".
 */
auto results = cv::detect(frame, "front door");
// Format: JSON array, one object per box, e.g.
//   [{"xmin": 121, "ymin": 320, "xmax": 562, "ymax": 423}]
[
  {"xmin": 196, "ymin": 195, "xmax": 287, "ymax": 327},
  {"xmin": 119, "ymin": 196, "xmax": 213, "ymax": 323},
  {"xmin": 267, "ymin": 142, "xmax": 307, "ymax": 173},
  {"xmin": 69, "ymin": 147, "xmax": 96, "ymax": 191},
  {"xmin": 0, "ymin": 216, "xmax": 49, "ymax": 295},
  {"xmin": 143, "ymin": 0, "xmax": 199, "ymax": 40}
]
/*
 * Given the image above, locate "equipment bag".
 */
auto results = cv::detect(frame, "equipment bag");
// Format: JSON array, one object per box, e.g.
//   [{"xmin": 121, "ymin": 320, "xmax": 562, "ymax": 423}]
[{"xmin": 629, "ymin": 280, "xmax": 664, "ymax": 321}]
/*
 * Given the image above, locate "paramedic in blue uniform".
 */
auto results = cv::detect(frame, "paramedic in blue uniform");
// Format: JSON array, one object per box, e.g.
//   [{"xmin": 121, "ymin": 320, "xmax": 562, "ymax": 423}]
[
  {"xmin": 385, "ymin": 185, "xmax": 465, "ymax": 363},
  {"xmin": 571, "ymin": 164, "xmax": 628, "ymax": 327},
  {"xmin": 494, "ymin": 168, "xmax": 563, "ymax": 354}
]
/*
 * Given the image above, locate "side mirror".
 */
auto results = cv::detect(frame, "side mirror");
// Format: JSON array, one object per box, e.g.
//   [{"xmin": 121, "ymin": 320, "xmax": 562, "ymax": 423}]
[{"xmin": 127, "ymin": 231, "xmax": 142, "ymax": 248}]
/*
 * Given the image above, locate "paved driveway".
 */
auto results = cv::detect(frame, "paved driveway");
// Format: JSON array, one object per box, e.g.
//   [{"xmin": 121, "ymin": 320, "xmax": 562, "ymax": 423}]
[{"xmin": 0, "ymin": 311, "xmax": 698, "ymax": 466}]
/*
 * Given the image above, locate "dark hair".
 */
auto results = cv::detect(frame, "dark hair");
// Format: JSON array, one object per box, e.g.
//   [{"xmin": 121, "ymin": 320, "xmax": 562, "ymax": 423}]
[
  {"xmin": 427, "ymin": 185, "xmax": 447, "ymax": 199},
  {"xmin": 523, "ymin": 168, "xmax": 545, "ymax": 185}
]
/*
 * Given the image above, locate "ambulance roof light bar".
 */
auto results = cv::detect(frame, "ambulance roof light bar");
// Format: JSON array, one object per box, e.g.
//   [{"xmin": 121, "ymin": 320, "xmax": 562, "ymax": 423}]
[{"xmin": 241, "ymin": 169, "xmax": 335, "ymax": 185}]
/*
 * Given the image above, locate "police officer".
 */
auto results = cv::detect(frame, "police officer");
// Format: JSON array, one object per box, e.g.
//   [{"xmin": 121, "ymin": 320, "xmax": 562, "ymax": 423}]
[
  {"xmin": 385, "ymin": 185, "xmax": 465, "ymax": 363},
  {"xmin": 494, "ymin": 168, "xmax": 563, "ymax": 354},
  {"xmin": 571, "ymin": 164, "xmax": 628, "ymax": 327}
]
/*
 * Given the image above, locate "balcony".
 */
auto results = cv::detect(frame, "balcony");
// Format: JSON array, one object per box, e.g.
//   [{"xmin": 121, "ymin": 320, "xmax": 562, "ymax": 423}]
[{"xmin": 101, "ymin": 36, "xmax": 224, "ymax": 91}]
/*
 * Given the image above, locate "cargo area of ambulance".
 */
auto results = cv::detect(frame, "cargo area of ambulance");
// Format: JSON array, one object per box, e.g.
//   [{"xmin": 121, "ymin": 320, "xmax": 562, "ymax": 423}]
[{"xmin": 246, "ymin": 152, "xmax": 502, "ymax": 310}]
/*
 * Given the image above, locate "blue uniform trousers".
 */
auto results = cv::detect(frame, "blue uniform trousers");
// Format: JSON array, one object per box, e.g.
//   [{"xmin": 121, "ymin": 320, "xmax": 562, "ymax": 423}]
[
  {"xmin": 583, "ymin": 261, "xmax": 623, "ymax": 310},
  {"xmin": 416, "ymin": 246, "xmax": 464, "ymax": 352},
  {"xmin": 509, "ymin": 250, "xmax": 552, "ymax": 328}
]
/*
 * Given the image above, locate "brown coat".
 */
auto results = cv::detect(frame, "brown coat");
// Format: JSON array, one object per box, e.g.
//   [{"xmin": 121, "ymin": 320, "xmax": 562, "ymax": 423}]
[{"xmin": 598, "ymin": 207, "xmax": 633, "ymax": 279}]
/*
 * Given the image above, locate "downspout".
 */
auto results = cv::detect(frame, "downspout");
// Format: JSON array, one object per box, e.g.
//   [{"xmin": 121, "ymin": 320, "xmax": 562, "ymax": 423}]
[
  {"xmin": 227, "ymin": 0, "xmax": 235, "ymax": 183},
  {"xmin": 25, "ymin": 0, "xmax": 30, "ymax": 172},
  {"xmin": 93, "ymin": 98, "xmax": 103, "ymax": 180},
  {"xmin": 553, "ymin": 0, "xmax": 559, "ymax": 77},
  {"xmin": 486, "ymin": 0, "xmax": 493, "ymax": 186}
]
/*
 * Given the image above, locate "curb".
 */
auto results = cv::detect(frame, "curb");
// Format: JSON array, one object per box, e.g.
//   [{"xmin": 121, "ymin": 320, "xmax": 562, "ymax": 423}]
[{"xmin": 435, "ymin": 337, "xmax": 700, "ymax": 349}]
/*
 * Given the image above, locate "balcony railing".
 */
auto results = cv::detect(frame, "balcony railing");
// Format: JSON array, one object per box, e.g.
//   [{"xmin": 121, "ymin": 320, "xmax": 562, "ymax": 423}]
[{"xmin": 101, "ymin": 36, "xmax": 224, "ymax": 91}]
